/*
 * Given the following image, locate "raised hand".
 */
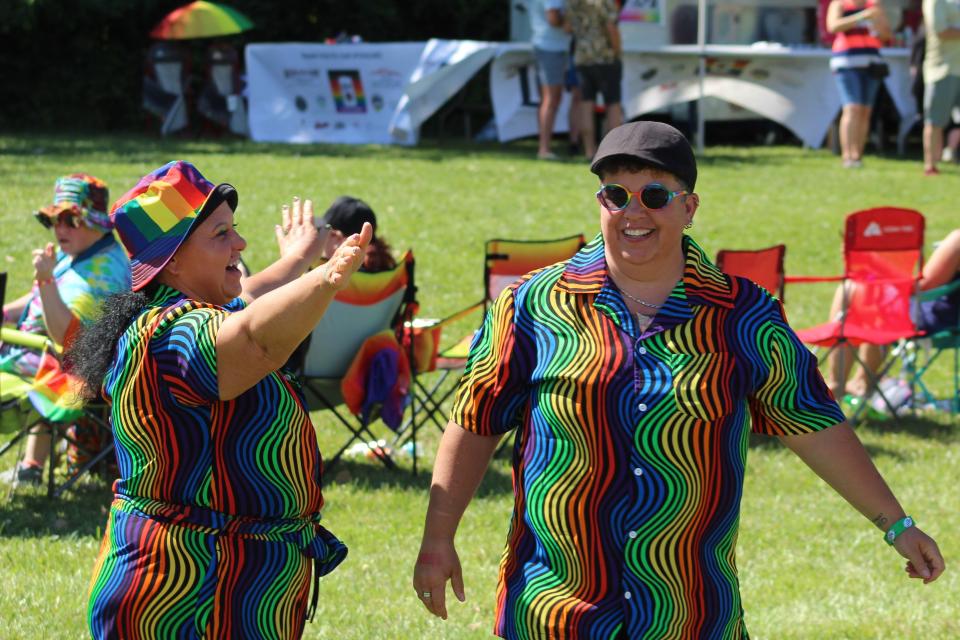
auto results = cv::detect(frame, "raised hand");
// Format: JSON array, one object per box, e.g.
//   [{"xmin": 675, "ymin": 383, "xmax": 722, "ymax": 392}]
[
  {"xmin": 321, "ymin": 222, "xmax": 372, "ymax": 289},
  {"xmin": 32, "ymin": 242, "xmax": 57, "ymax": 282},
  {"xmin": 274, "ymin": 196, "xmax": 324, "ymax": 266}
]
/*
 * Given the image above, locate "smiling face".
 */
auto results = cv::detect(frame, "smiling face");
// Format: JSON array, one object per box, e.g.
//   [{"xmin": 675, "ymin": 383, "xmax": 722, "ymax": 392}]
[
  {"xmin": 160, "ymin": 202, "xmax": 247, "ymax": 305},
  {"xmin": 598, "ymin": 168, "xmax": 697, "ymax": 282}
]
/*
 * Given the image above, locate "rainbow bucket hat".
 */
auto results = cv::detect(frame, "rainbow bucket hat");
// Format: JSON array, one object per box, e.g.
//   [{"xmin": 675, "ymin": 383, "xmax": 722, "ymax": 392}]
[
  {"xmin": 37, "ymin": 173, "xmax": 112, "ymax": 233},
  {"xmin": 110, "ymin": 161, "xmax": 237, "ymax": 291}
]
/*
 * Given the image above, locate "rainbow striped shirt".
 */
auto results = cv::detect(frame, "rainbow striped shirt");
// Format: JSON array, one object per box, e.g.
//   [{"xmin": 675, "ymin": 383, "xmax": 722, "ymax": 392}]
[
  {"xmin": 452, "ymin": 234, "xmax": 844, "ymax": 639},
  {"xmin": 89, "ymin": 286, "xmax": 345, "ymax": 638}
]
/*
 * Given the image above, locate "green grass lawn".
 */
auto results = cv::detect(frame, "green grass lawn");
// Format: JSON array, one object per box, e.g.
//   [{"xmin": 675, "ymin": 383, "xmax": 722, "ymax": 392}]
[{"xmin": 0, "ymin": 133, "xmax": 957, "ymax": 639}]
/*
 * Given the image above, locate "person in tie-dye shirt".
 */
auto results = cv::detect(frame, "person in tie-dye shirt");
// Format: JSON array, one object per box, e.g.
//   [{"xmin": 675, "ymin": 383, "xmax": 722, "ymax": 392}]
[
  {"xmin": 65, "ymin": 161, "xmax": 367, "ymax": 639},
  {"xmin": 413, "ymin": 122, "xmax": 944, "ymax": 639},
  {"xmin": 1, "ymin": 173, "xmax": 130, "ymax": 485}
]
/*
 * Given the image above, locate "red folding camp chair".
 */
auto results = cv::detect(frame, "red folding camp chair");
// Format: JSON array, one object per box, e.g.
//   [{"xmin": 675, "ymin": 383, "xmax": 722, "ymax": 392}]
[
  {"xmin": 715, "ymin": 244, "xmax": 786, "ymax": 300},
  {"xmin": 795, "ymin": 207, "xmax": 925, "ymax": 421}
]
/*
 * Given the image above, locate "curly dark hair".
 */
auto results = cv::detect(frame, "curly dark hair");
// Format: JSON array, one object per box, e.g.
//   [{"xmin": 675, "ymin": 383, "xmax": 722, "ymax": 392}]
[{"xmin": 63, "ymin": 285, "xmax": 156, "ymax": 399}]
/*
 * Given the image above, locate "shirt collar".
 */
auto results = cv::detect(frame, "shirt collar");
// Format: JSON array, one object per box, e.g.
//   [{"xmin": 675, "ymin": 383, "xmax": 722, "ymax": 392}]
[
  {"xmin": 71, "ymin": 233, "xmax": 116, "ymax": 265},
  {"xmin": 556, "ymin": 232, "xmax": 736, "ymax": 312}
]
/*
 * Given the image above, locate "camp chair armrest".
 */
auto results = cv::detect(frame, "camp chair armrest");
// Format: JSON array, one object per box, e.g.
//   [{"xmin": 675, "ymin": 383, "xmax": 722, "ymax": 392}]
[
  {"xmin": 918, "ymin": 279, "xmax": 960, "ymax": 303},
  {"xmin": 784, "ymin": 275, "xmax": 844, "ymax": 284},
  {"xmin": 435, "ymin": 300, "xmax": 485, "ymax": 327},
  {"xmin": 0, "ymin": 327, "xmax": 56, "ymax": 352}
]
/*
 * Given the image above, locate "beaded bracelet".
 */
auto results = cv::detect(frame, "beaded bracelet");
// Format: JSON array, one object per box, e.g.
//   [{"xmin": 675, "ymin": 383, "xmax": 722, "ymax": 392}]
[
  {"xmin": 35, "ymin": 276, "xmax": 55, "ymax": 287},
  {"xmin": 884, "ymin": 515, "xmax": 914, "ymax": 545}
]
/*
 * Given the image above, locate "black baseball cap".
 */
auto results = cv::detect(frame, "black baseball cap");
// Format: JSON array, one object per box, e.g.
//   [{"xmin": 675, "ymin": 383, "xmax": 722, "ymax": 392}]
[
  {"xmin": 590, "ymin": 121, "xmax": 697, "ymax": 191},
  {"xmin": 321, "ymin": 196, "xmax": 377, "ymax": 238}
]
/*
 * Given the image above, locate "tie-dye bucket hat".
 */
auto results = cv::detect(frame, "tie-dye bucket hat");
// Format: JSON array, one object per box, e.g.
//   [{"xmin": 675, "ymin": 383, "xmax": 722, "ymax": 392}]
[
  {"xmin": 37, "ymin": 173, "xmax": 112, "ymax": 233},
  {"xmin": 110, "ymin": 161, "xmax": 237, "ymax": 291}
]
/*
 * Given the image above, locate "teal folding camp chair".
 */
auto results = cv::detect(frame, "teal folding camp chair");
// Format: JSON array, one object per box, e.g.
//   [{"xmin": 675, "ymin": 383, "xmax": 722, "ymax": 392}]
[
  {"xmin": 295, "ymin": 251, "xmax": 418, "ymax": 473},
  {"xmin": 900, "ymin": 278, "xmax": 960, "ymax": 414}
]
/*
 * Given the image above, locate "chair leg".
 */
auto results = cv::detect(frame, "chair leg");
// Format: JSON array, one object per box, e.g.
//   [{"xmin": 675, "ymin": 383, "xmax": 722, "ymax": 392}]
[{"xmin": 816, "ymin": 339, "xmax": 906, "ymax": 425}]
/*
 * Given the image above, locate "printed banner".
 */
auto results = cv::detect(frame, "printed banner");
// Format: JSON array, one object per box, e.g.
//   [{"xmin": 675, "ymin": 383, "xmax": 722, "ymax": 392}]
[
  {"xmin": 246, "ymin": 42, "xmax": 426, "ymax": 144},
  {"xmin": 620, "ymin": 0, "xmax": 664, "ymax": 24}
]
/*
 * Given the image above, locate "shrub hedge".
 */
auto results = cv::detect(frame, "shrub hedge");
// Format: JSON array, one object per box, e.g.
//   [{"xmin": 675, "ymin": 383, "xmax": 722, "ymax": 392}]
[{"xmin": 0, "ymin": 0, "xmax": 508, "ymax": 131}]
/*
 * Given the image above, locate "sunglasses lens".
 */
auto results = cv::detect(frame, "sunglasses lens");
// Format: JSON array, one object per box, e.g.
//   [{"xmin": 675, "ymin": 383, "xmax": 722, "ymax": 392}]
[
  {"xmin": 65, "ymin": 213, "xmax": 81, "ymax": 228},
  {"xmin": 600, "ymin": 185, "xmax": 631, "ymax": 210},
  {"xmin": 640, "ymin": 185, "xmax": 671, "ymax": 209},
  {"xmin": 35, "ymin": 213, "xmax": 52, "ymax": 229}
]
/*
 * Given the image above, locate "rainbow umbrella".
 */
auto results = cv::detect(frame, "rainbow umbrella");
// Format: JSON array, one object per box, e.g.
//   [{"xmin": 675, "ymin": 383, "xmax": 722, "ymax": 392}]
[{"xmin": 150, "ymin": 1, "xmax": 253, "ymax": 40}]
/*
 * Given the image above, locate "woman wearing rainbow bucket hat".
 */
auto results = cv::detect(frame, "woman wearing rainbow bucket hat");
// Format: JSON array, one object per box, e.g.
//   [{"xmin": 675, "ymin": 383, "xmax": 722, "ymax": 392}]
[
  {"xmin": 1, "ymin": 173, "xmax": 130, "ymax": 485},
  {"xmin": 65, "ymin": 161, "xmax": 370, "ymax": 639}
]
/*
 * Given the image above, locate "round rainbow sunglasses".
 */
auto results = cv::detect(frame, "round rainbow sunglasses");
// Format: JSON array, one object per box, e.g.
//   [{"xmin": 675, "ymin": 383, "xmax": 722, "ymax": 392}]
[{"xmin": 596, "ymin": 183, "xmax": 688, "ymax": 212}]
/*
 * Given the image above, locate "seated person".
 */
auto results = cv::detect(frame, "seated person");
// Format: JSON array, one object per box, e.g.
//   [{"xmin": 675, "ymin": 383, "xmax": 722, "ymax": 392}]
[
  {"xmin": 271, "ymin": 196, "xmax": 398, "ymax": 373},
  {"xmin": 274, "ymin": 195, "xmax": 396, "ymax": 272},
  {"xmin": 826, "ymin": 229, "xmax": 960, "ymax": 404},
  {"xmin": 316, "ymin": 196, "xmax": 396, "ymax": 272},
  {"xmin": 1, "ymin": 174, "xmax": 131, "ymax": 485}
]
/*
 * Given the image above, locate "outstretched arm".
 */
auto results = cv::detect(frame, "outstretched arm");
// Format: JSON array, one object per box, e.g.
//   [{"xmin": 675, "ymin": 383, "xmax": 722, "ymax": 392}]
[
  {"xmin": 780, "ymin": 423, "xmax": 944, "ymax": 583},
  {"xmin": 215, "ymin": 222, "xmax": 372, "ymax": 400},
  {"xmin": 413, "ymin": 423, "xmax": 501, "ymax": 619}
]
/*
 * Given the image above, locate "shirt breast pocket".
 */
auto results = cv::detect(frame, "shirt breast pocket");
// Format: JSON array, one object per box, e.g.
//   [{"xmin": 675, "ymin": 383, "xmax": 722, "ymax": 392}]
[{"xmin": 670, "ymin": 352, "xmax": 737, "ymax": 420}]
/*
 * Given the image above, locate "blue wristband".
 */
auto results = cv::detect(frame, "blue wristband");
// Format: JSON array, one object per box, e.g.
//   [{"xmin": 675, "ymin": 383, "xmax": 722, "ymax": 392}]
[{"xmin": 884, "ymin": 515, "xmax": 914, "ymax": 545}]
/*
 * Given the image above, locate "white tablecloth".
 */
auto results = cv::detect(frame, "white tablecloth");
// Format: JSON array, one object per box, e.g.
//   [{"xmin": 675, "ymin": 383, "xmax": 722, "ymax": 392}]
[{"xmin": 492, "ymin": 43, "xmax": 916, "ymax": 149}]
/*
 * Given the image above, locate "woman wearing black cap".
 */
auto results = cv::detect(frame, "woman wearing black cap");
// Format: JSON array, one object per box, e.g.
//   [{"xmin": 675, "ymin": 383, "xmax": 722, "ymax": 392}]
[{"xmin": 414, "ymin": 121, "xmax": 943, "ymax": 637}]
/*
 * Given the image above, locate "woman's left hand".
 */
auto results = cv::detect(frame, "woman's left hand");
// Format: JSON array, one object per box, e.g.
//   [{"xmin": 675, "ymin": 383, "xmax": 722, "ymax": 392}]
[
  {"xmin": 322, "ymin": 222, "xmax": 372, "ymax": 290},
  {"xmin": 274, "ymin": 197, "xmax": 324, "ymax": 266},
  {"xmin": 32, "ymin": 242, "xmax": 57, "ymax": 282},
  {"xmin": 895, "ymin": 526, "xmax": 945, "ymax": 584}
]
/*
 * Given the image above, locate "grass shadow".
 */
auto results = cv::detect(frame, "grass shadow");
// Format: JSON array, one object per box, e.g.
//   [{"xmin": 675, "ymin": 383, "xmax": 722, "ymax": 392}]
[
  {"xmin": 0, "ymin": 132, "xmax": 547, "ymax": 165},
  {"xmin": 322, "ymin": 454, "xmax": 514, "ymax": 497},
  {"xmin": 854, "ymin": 411, "xmax": 959, "ymax": 443},
  {"xmin": 0, "ymin": 481, "xmax": 111, "ymax": 538}
]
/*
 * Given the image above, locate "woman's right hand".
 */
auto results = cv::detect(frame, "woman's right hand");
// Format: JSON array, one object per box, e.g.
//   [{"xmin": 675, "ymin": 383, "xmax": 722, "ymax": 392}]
[
  {"xmin": 32, "ymin": 242, "xmax": 57, "ymax": 282},
  {"xmin": 321, "ymin": 222, "xmax": 372, "ymax": 289},
  {"xmin": 274, "ymin": 196, "xmax": 324, "ymax": 266}
]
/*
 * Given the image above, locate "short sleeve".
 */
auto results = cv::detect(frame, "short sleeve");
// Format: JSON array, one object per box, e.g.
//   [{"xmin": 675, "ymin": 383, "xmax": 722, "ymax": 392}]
[
  {"xmin": 151, "ymin": 307, "xmax": 228, "ymax": 407},
  {"xmin": 749, "ymin": 300, "xmax": 846, "ymax": 436},
  {"xmin": 451, "ymin": 287, "xmax": 532, "ymax": 435}
]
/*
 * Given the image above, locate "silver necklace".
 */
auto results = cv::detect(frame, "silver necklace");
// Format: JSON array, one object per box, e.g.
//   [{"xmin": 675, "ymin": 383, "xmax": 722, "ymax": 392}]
[{"xmin": 619, "ymin": 287, "xmax": 664, "ymax": 309}]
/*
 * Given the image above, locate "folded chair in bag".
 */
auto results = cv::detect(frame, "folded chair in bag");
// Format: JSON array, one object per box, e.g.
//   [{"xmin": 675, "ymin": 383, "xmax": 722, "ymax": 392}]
[
  {"xmin": 1, "ymin": 326, "xmax": 113, "ymax": 498},
  {"xmin": 296, "ymin": 252, "xmax": 417, "ymax": 472},
  {"xmin": 715, "ymin": 244, "xmax": 786, "ymax": 300},
  {"xmin": 197, "ymin": 42, "xmax": 248, "ymax": 136},
  {"xmin": 143, "ymin": 41, "xmax": 189, "ymax": 136},
  {"xmin": 401, "ymin": 234, "xmax": 586, "ymax": 449},
  {"xmin": 795, "ymin": 207, "xmax": 925, "ymax": 423}
]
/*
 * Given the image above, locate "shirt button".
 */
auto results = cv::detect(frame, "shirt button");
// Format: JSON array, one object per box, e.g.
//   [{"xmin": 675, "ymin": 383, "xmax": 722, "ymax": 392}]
[
  {"xmin": 634, "ymin": 467, "xmax": 643, "ymax": 476},
  {"xmin": 624, "ymin": 591, "xmax": 632, "ymax": 600},
  {"xmin": 629, "ymin": 530, "xmax": 638, "ymax": 539},
  {"xmin": 638, "ymin": 403, "xmax": 647, "ymax": 412},
  {"xmin": 638, "ymin": 347, "xmax": 647, "ymax": 355}
]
